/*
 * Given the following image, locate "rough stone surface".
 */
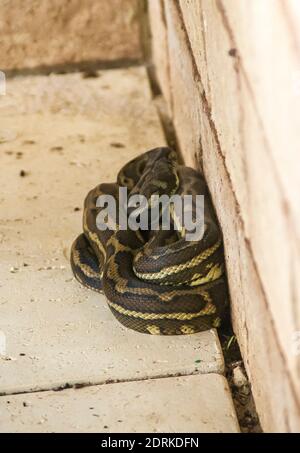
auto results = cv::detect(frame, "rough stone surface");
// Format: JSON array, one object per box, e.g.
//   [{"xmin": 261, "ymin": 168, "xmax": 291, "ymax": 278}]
[
  {"xmin": 148, "ymin": 0, "xmax": 173, "ymax": 115},
  {"xmin": 0, "ymin": 374, "xmax": 239, "ymax": 433},
  {"xmin": 149, "ymin": 0, "xmax": 300, "ymax": 432},
  {"xmin": 0, "ymin": 0, "xmax": 141, "ymax": 71}
]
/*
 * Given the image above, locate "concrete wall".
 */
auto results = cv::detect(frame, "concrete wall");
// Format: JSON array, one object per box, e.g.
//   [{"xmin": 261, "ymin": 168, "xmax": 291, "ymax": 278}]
[
  {"xmin": 148, "ymin": 0, "xmax": 300, "ymax": 432},
  {"xmin": 0, "ymin": 0, "xmax": 141, "ymax": 71}
]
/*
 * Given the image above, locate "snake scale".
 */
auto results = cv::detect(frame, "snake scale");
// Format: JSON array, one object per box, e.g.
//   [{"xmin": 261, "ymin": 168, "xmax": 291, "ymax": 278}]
[{"xmin": 71, "ymin": 147, "xmax": 228, "ymax": 335}]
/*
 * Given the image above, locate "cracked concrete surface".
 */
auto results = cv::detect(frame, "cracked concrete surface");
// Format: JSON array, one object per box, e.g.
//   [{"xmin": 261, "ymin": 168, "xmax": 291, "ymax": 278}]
[
  {"xmin": 0, "ymin": 67, "xmax": 239, "ymax": 432},
  {"xmin": 0, "ymin": 375, "xmax": 239, "ymax": 433}
]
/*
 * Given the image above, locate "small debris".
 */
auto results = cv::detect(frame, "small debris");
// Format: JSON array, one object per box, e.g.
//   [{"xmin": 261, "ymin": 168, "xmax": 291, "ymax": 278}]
[
  {"xmin": 82, "ymin": 70, "xmax": 99, "ymax": 79},
  {"xmin": 232, "ymin": 364, "xmax": 248, "ymax": 388},
  {"xmin": 228, "ymin": 48, "xmax": 238, "ymax": 57},
  {"xmin": 37, "ymin": 417, "xmax": 47, "ymax": 425},
  {"xmin": 23, "ymin": 140, "xmax": 36, "ymax": 145},
  {"xmin": 28, "ymin": 355, "xmax": 40, "ymax": 361},
  {"xmin": 10, "ymin": 266, "xmax": 19, "ymax": 273},
  {"xmin": 19, "ymin": 170, "xmax": 28, "ymax": 177},
  {"xmin": 69, "ymin": 160, "xmax": 86, "ymax": 167},
  {"xmin": 227, "ymin": 361, "xmax": 262, "ymax": 432},
  {"xmin": 226, "ymin": 335, "xmax": 237, "ymax": 351},
  {"xmin": 73, "ymin": 383, "xmax": 86, "ymax": 389},
  {"xmin": 220, "ymin": 326, "xmax": 262, "ymax": 432},
  {"xmin": 38, "ymin": 265, "xmax": 66, "ymax": 271},
  {"xmin": 23, "ymin": 401, "xmax": 28, "ymax": 407},
  {"xmin": 1, "ymin": 355, "xmax": 17, "ymax": 361},
  {"xmin": 50, "ymin": 146, "xmax": 63, "ymax": 152},
  {"xmin": 110, "ymin": 142, "xmax": 125, "ymax": 149},
  {"xmin": 74, "ymin": 207, "xmax": 81, "ymax": 212},
  {"xmin": 53, "ymin": 383, "xmax": 73, "ymax": 392}
]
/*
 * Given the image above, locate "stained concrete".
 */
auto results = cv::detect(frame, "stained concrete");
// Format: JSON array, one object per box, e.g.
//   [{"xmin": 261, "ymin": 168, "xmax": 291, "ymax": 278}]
[
  {"xmin": 0, "ymin": 67, "xmax": 238, "ymax": 432},
  {"xmin": 0, "ymin": 374, "xmax": 239, "ymax": 433}
]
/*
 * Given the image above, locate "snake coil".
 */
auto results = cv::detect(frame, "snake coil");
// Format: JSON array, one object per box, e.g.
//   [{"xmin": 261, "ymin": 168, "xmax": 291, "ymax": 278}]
[{"xmin": 71, "ymin": 147, "xmax": 228, "ymax": 335}]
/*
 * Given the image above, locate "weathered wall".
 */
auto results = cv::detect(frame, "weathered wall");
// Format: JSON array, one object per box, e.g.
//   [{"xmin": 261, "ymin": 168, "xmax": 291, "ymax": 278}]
[
  {"xmin": 0, "ymin": 0, "xmax": 141, "ymax": 71},
  {"xmin": 148, "ymin": 0, "xmax": 300, "ymax": 432}
]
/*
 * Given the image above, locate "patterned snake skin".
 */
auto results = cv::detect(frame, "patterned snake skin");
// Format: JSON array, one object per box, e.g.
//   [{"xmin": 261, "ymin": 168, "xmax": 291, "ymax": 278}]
[{"xmin": 71, "ymin": 147, "xmax": 228, "ymax": 335}]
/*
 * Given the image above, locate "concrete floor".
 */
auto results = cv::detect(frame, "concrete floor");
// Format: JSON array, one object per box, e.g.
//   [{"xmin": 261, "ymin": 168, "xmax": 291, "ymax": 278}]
[{"xmin": 0, "ymin": 67, "xmax": 239, "ymax": 432}]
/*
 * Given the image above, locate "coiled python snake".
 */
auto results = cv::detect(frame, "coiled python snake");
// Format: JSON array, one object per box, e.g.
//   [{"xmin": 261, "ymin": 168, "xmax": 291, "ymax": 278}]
[{"xmin": 71, "ymin": 147, "xmax": 228, "ymax": 335}]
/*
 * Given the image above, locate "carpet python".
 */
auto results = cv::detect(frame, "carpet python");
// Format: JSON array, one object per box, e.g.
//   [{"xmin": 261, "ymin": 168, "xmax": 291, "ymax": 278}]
[{"xmin": 71, "ymin": 147, "xmax": 228, "ymax": 335}]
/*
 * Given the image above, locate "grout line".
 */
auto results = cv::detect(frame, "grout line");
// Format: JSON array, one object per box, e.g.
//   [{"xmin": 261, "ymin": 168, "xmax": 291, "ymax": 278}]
[
  {"xmin": 0, "ymin": 368, "xmax": 222, "ymax": 398},
  {"xmin": 2, "ymin": 58, "xmax": 143, "ymax": 79}
]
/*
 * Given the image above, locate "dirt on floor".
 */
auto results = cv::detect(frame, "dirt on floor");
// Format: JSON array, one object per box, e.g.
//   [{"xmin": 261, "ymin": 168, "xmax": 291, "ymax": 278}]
[{"xmin": 220, "ymin": 326, "xmax": 262, "ymax": 433}]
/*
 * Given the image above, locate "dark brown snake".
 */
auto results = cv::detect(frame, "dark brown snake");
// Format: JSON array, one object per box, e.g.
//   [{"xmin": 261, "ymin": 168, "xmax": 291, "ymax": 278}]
[{"xmin": 70, "ymin": 147, "xmax": 228, "ymax": 335}]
